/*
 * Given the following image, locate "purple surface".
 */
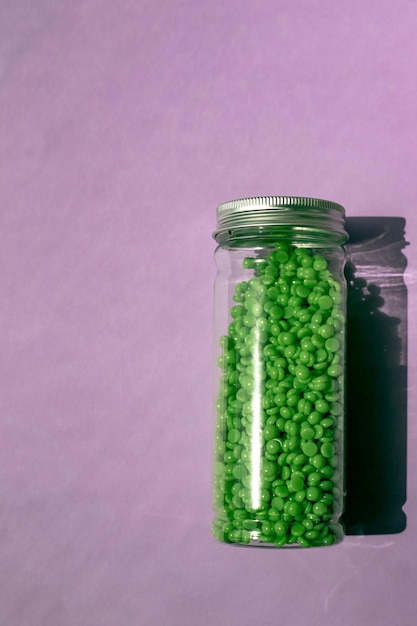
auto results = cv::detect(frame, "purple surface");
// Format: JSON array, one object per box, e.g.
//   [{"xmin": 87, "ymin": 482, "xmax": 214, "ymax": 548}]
[{"xmin": 1, "ymin": 1, "xmax": 416, "ymax": 624}]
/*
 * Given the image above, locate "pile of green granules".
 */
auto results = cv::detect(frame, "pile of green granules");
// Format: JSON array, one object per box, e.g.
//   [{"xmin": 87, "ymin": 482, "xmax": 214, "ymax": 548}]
[{"xmin": 212, "ymin": 242, "xmax": 344, "ymax": 547}]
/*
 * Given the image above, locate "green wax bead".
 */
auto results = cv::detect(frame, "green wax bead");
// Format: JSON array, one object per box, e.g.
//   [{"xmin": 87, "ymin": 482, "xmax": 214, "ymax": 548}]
[
  {"xmin": 281, "ymin": 332, "xmax": 296, "ymax": 346},
  {"xmin": 312, "ymin": 502, "xmax": 328, "ymax": 516},
  {"xmin": 299, "ymin": 349, "xmax": 311, "ymax": 365},
  {"xmin": 297, "ymin": 327, "xmax": 312, "ymax": 340},
  {"xmin": 276, "ymin": 250, "xmax": 291, "ymax": 265},
  {"xmin": 309, "ymin": 375, "xmax": 330, "ymax": 391},
  {"xmin": 282, "ymin": 466, "xmax": 291, "ymax": 480},
  {"xmin": 320, "ymin": 417, "xmax": 334, "ymax": 429},
  {"xmin": 284, "ymin": 306, "xmax": 295, "ymax": 319},
  {"xmin": 266, "ymin": 439, "xmax": 281, "ymax": 455},
  {"xmin": 288, "ymin": 436, "xmax": 300, "ymax": 451},
  {"xmin": 330, "ymin": 402, "xmax": 343, "ymax": 416},
  {"xmin": 280, "ymin": 407, "xmax": 293, "ymax": 419},
  {"xmin": 300, "ymin": 426, "xmax": 315, "ymax": 440},
  {"xmin": 306, "ymin": 486, "xmax": 322, "ymax": 501},
  {"xmin": 293, "ymin": 411, "xmax": 306, "ymax": 424},
  {"xmin": 297, "ymin": 310, "xmax": 311, "ymax": 324},
  {"xmin": 302, "ymin": 441, "xmax": 318, "ymax": 456},
  {"xmin": 265, "ymin": 451, "xmax": 277, "ymax": 462},
  {"xmin": 270, "ymin": 324, "xmax": 280, "ymax": 337},
  {"xmin": 307, "ymin": 472, "xmax": 322, "ymax": 486},
  {"xmin": 224, "ymin": 451, "xmax": 234, "ymax": 464},
  {"xmin": 274, "ymin": 521, "xmax": 287, "ymax": 537},
  {"xmin": 291, "ymin": 523, "xmax": 306, "ymax": 537},
  {"xmin": 304, "ymin": 278, "xmax": 317, "ymax": 289},
  {"xmin": 311, "ymin": 454, "xmax": 326, "ymax": 469},
  {"xmin": 318, "ymin": 295, "xmax": 333, "ymax": 310},
  {"xmin": 231, "ymin": 305, "xmax": 245, "ymax": 319},
  {"xmin": 287, "ymin": 393, "xmax": 300, "ymax": 408},
  {"xmin": 267, "ymin": 286, "xmax": 280, "ymax": 300},
  {"xmin": 321, "ymin": 492, "xmax": 334, "ymax": 506},
  {"xmin": 268, "ymin": 508, "xmax": 281, "ymax": 522},
  {"xmin": 325, "ymin": 337, "xmax": 340, "ymax": 352},
  {"xmin": 262, "ymin": 394, "xmax": 274, "ymax": 409},
  {"xmin": 304, "ymin": 530, "xmax": 319, "ymax": 540},
  {"xmin": 243, "ymin": 257, "xmax": 255, "ymax": 269},
  {"xmin": 297, "ymin": 396, "xmax": 313, "ymax": 415},
  {"xmin": 234, "ymin": 507, "xmax": 249, "ymax": 520},
  {"xmin": 243, "ymin": 314, "xmax": 256, "ymax": 327},
  {"xmin": 284, "ymin": 344, "xmax": 297, "ymax": 358},
  {"xmin": 213, "ymin": 461, "xmax": 225, "ymax": 476},
  {"xmin": 236, "ymin": 389, "xmax": 248, "ymax": 403},
  {"xmin": 330, "ymin": 290, "xmax": 342, "ymax": 304},
  {"xmin": 313, "ymin": 362, "xmax": 327, "ymax": 373},
  {"xmin": 289, "ymin": 474, "xmax": 305, "ymax": 492},
  {"xmin": 321, "ymin": 442, "xmax": 335, "ymax": 458},
  {"xmin": 232, "ymin": 494, "xmax": 244, "ymax": 508},
  {"xmin": 311, "ymin": 334, "xmax": 325, "ymax": 348},
  {"xmin": 293, "ymin": 453, "xmax": 307, "ymax": 466},
  {"xmin": 303, "ymin": 267, "xmax": 317, "ymax": 280},
  {"xmin": 278, "ymin": 452, "xmax": 288, "ymax": 466},
  {"xmin": 229, "ymin": 529, "xmax": 242, "ymax": 543},
  {"xmin": 319, "ymin": 480, "xmax": 333, "ymax": 491},
  {"xmin": 294, "ymin": 489, "xmax": 306, "ymax": 502},
  {"xmin": 313, "ymin": 256, "xmax": 328, "ymax": 271},
  {"xmin": 274, "ymin": 393, "xmax": 287, "ymax": 407},
  {"xmin": 262, "ymin": 520, "xmax": 273, "ymax": 535},
  {"xmin": 315, "ymin": 349, "xmax": 328, "ymax": 363},
  {"xmin": 286, "ymin": 452, "xmax": 297, "ymax": 465},
  {"xmin": 244, "ymin": 294, "xmax": 255, "ymax": 310},
  {"xmin": 268, "ymin": 366, "xmax": 278, "ymax": 380},
  {"xmin": 270, "ymin": 305, "xmax": 284, "ymax": 320},
  {"xmin": 257, "ymin": 317, "xmax": 270, "ymax": 333},
  {"xmin": 295, "ymin": 284, "xmax": 310, "ymax": 299},
  {"xmin": 328, "ymin": 363, "xmax": 343, "ymax": 377},
  {"xmin": 262, "ymin": 462, "xmax": 278, "ymax": 480},
  {"xmin": 262, "ymin": 343, "xmax": 278, "ymax": 359},
  {"xmin": 307, "ymin": 411, "xmax": 322, "ymax": 424},
  {"xmin": 299, "ymin": 253, "xmax": 313, "ymax": 267},
  {"xmin": 273, "ymin": 483, "xmax": 289, "ymax": 499},
  {"xmin": 288, "ymin": 295, "xmax": 302, "ymax": 307},
  {"xmin": 321, "ymin": 534, "xmax": 335, "ymax": 546},
  {"xmin": 301, "ymin": 337, "xmax": 314, "ymax": 352},
  {"xmin": 285, "ymin": 421, "xmax": 299, "ymax": 436},
  {"xmin": 264, "ymin": 424, "xmax": 279, "ymax": 441},
  {"xmin": 273, "ymin": 536, "xmax": 288, "ymax": 547},
  {"xmin": 302, "ymin": 518, "xmax": 314, "ymax": 530},
  {"xmin": 285, "ymin": 501, "xmax": 302, "ymax": 516},
  {"xmin": 228, "ymin": 429, "xmax": 240, "ymax": 443},
  {"xmin": 261, "ymin": 273, "xmax": 276, "ymax": 286},
  {"xmin": 287, "ymin": 535, "xmax": 298, "ymax": 545},
  {"xmin": 295, "ymin": 364, "xmax": 311, "ymax": 382},
  {"xmin": 315, "ymin": 399, "xmax": 330, "ymax": 414},
  {"xmin": 319, "ymin": 324, "xmax": 334, "ymax": 339}
]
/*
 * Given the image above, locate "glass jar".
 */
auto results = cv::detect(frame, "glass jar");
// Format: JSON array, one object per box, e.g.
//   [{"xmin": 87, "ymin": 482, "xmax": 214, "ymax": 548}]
[{"xmin": 212, "ymin": 196, "xmax": 348, "ymax": 547}]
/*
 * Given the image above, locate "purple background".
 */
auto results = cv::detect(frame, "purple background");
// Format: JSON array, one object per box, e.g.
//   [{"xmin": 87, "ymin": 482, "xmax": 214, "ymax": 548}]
[{"xmin": 1, "ymin": 1, "xmax": 416, "ymax": 624}]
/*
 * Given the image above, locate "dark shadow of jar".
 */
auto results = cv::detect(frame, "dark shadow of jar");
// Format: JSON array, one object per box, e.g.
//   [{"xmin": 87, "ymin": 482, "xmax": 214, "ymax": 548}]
[{"xmin": 342, "ymin": 217, "xmax": 408, "ymax": 535}]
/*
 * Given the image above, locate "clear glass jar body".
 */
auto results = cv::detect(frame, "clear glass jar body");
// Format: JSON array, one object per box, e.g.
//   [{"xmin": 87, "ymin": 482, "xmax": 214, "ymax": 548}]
[{"xmin": 212, "ymin": 223, "xmax": 347, "ymax": 548}]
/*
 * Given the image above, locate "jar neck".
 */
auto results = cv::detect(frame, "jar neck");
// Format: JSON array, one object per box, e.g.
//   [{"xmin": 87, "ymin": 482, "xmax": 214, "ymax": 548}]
[{"xmin": 214, "ymin": 224, "xmax": 347, "ymax": 248}]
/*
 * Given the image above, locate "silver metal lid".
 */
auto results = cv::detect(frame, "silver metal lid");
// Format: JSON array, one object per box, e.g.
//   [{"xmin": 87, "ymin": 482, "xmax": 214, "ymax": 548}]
[{"xmin": 214, "ymin": 196, "xmax": 347, "ymax": 242}]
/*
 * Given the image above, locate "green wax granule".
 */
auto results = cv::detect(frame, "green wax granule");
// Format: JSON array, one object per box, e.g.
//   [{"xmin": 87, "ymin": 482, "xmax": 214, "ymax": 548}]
[{"xmin": 213, "ymin": 243, "xmax": 344, "ymax": 548}]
